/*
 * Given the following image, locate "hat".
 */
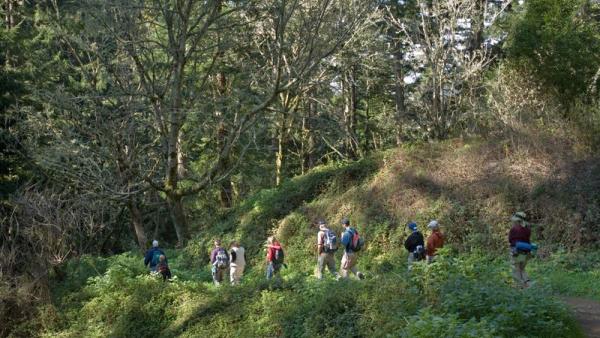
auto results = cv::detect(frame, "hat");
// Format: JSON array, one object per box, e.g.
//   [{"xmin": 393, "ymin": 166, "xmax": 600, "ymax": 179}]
[
  {"xmin": 510, "ymin": 211, "xmax": 527, "ymax": 224},
  {"xmin": 427, "ymin": 220, "xmax": 439, "ymax": 229},
  {"xmin": 341, "ymin": 218, "xmax": 350, "ymax": 226},
  {"xmin": 408, "ymin": 222, "xmax": 417, "ymax": 231},
  {"xmin": 152, "ymin": 240, "xmax": 159, "ymax": 247},
  {"xmin": 318, "ymin": 220, "xmax": 327, "ymax": 230}
]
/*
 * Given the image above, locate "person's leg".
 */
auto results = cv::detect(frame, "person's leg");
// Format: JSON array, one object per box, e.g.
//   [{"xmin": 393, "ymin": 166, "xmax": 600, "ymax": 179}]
[
  {"xmin": 511, "ymin": 253, "xmax": 526, "ymax": 287},
  {"xmin": 408, "ymin": 253, "xmax": 414, "ymax": 271},
  {"xmin": 266, "ymin": 262, "xmax": 274, "ymax": 280},
  {"xmin": 316, "ymin": 253, "xmax": 326, "ymax": 279},
  {"xmin": 237, "ymin": 265, "xmax": 245, "ymax": 284},
  {"xmin": 230, "ymin": 266, "xmax": 237, "ymax": 285},
  {"xmin": 325, "ymin": 253, "xmax": 339, "ymax": 278},
  {"xmin": 217, "ymin": 268, "xmax": 225, "ymax": 285},
  {"xmin": 340, "ymin": 252, "xmax": 349, "ymax": 278}
]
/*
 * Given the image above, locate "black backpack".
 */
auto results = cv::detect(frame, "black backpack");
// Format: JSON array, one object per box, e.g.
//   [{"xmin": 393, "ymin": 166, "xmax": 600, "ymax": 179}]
[{"xmin": 272, "ymin": 246, "xmax": 284, "ymax": 265}]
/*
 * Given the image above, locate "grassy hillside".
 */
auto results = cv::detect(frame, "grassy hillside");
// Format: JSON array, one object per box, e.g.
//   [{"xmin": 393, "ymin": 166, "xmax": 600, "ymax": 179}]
[{"xmin": 20, "ymin": 135, "xmax": 600, "ymax": 337}]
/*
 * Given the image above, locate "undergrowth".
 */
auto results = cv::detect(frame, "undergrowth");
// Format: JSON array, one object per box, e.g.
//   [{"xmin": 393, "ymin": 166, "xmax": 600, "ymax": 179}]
[{"xmin": 16, "ymin": 138, "xmax": 600, "ymax": 337}]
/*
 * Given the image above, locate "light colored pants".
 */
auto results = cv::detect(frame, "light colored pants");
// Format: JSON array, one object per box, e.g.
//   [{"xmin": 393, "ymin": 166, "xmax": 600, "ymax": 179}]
[
  {"xmin": 230, "ymin": 264, "xmax": 245, "ymax": 285},
  {"xmin": 340, "ymin": 252, "xmax": 361, "ymax": 279},
  {"xmin": 510, "ymin": 252, "xmax": 530, "ymax": 288},
  {"xmin": 316, "ymin": 252, "xmax": 338, "ymax": 279},
  {"xmin": 426, "ymin": 255, "xmax": 436, "ymax": 264}
]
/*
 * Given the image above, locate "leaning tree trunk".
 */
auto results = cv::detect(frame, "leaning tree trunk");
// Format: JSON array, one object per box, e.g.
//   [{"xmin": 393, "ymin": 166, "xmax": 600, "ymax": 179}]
[{"xmin": 128, "ymin": 197, "xmax": 147, "ymax": 250}]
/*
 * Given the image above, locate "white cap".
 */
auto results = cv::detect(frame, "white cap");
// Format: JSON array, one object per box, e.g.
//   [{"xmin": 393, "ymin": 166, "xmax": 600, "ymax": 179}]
[
  {"xmin": 427, "ymin": 220, "xmax": 439, "ymax": 229},
  {"xmin": 152, "ymin": 240, "xmax": 159, "ymax": 247}
]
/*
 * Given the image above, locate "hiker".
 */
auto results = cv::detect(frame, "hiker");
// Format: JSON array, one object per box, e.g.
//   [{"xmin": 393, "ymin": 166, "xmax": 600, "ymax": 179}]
[
  {"xmin": 144, "ymin": 240, "xmax": 167, "ymax": 272},
  {"xmin": 508, "ymin": 211, "xmax": 533, "ymax": 288},
  {"xmin": 210, "ymin": 239, "xmax": 229, "ymax": 286},
  {"xmin": 316, "ymin": 220, "xmax": 340, "ymax": 280},
  {"xmin": 157, "ymin": 255, "xmax": 172, "ymax": 281},
  {"xmin": 404, "ymin": 221, "xmax": 425, "ymax": 268},
  {"xmin": 266, "ymin": 236, "xmax": 284, "ymax": 281},
  {"xmin": 340, "ymin": 218, "xmax": 365, "ymax": 280},
  {"xmin": 425, "ymin": 220, "xmax": 444, "ymax": 263},
  {"xmin": 229, "ymin": 241, "xmax": 246, "ymax": 285}
]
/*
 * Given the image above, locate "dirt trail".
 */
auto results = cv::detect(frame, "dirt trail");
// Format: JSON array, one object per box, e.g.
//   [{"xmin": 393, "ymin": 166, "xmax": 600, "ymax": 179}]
[{"xmin": 562, "ymin": 297, "xmax": 600, "ymax": 338}]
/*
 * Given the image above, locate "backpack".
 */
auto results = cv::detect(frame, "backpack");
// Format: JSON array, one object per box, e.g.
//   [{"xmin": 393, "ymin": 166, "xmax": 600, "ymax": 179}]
[
  {"xmin": 157, "ymin": 262, "xmax": 169, "ymax": 274},
  {"xmin": 215, "ymin": 248, "xmax": 229, "ymax": 269},
  {"xmin": 323, "ymin": 230, "xmax": 338, "ymax": 253},
  {"xmin": 272, "ymin": 246, "xmax": 285, "ymax": 265},
  {"xmin": 413, "ymin": 245, "xmax": 425, "ymax": 261},
  {"xmin": 151, "ymin": 250, "xmax": 162, "ymax": 267},
  {"xmin": 349, "ymin": 229, "xmax": 364, "ymax": 252}
]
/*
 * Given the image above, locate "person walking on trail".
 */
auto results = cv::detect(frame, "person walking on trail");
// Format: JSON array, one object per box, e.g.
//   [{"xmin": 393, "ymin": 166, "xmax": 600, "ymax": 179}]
[
  {"xmin": 266, "ymin": 236, "xmax": 284, "ymax": 281},
  {"xmin": 508, "ymin": 211, "xmax": 533, "ymax": 289},
  {"xmin": 316, "ymin": 220, "xmax": 340, "ymax": 280},
  {"xmin": 157, "ymin": 255, "xmax": 172, "ymax": 281},
  {"xmin": 340, "ymin": 218, "xmax": 365, "ymax": 280},
  {"xmin": 210, "ymin": 239, "xmax": 229, "ymax": 286},
  {"xmin": 425, "ymin": 220, "xmax": 444, "ymax": 263},
  {"xmin": 144, "ymin": 240, "xmax": 167, "ymax": 272},
  {"xmin": 229, "ymin": 241, "xmax": 246, "ymax": 285},
  {"xmin": 404, "ymin": 221, "xmax": 425, "ymax": 268}
]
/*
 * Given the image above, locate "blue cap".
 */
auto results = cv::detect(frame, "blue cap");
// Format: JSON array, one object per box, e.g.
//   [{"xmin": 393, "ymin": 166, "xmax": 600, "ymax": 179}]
[{"xmin": 408, "ymin": 222, "xmax": 417, "ymax": 231}]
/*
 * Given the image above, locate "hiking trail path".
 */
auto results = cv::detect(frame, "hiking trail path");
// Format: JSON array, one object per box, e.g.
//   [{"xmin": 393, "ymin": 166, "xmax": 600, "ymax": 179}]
[{"xmin": 562, "ymin": 297, "xmax": 600, "ymax": 338}]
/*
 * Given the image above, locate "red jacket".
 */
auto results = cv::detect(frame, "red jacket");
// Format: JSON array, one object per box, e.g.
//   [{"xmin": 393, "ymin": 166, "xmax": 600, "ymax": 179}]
[
  {"xmin": 426, "ymin": 230, "xmax": 444, "ymax": 256},
  {"xmin": 266, "ymin": 243, "xmax": 282, "ymax": 262},
  {"xmin": 508, "ymin": 224, "xmax": 531, "ymax": 247}
]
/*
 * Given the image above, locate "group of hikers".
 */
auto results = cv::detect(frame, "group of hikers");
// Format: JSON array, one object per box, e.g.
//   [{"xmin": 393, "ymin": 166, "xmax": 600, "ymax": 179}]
[{"xmin": 143, "ymin": 211, "xmax": 535, "ymax": 289}]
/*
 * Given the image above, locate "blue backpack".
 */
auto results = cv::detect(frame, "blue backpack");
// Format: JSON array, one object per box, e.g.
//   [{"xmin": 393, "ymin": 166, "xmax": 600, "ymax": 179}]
[{"xmin": 151, "ymin": 250, "xmax": 162, "ymax": 267}]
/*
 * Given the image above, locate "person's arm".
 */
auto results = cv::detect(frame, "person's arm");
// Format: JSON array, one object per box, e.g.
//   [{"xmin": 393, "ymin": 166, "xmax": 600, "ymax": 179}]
[
  {"xmin": 143, "ymin": 250, "xmax": 151, "ymax": 266},
  {"xmin": 266, "ymin": 246, "xmax": 272, "ymax": 263},
  {"xmin": 230, "ymin": 250, "xmax": 237, "ymax": 263},
  {"xmin": 210, "ymin": 249, "xmax": 217, "ymax": 264},
  {"xmin": 404, "ymin": 235, "xmax": 412, "ymax": 251},
  {"xmin": 508, "ymin": 227, "xmax": 515, "ymax": 246},
  {"xmin": 317, "ymin": 232, "xmax": 323, "ymax": 254}
]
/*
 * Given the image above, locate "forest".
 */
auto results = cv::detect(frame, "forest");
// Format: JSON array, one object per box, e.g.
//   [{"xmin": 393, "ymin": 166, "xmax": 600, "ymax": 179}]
[{"xmin": 1, "ymin": 0, "xmax": 600, "ymax": 337}]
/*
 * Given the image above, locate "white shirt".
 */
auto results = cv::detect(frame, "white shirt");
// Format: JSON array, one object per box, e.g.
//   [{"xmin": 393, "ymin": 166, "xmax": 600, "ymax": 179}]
[{"xmin": 230, "ymin": 246, "xmax": 246, "ymax": 267}]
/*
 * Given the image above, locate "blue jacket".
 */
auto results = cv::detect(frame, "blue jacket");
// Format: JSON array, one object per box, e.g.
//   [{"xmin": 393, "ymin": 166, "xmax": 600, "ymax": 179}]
[
  {"xmin": 341, "ymin": 227, "xmax": 356, "ymax": 253},
  {"xmin": 144, "ymin": 247, "xmax": 166, "ymax": 271}
]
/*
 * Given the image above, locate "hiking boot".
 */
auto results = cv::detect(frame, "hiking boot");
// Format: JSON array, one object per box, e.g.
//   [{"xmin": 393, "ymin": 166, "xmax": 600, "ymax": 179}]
[{"xmin": 357, "ymin": 272, "xmax": 365, "ymax": 280}]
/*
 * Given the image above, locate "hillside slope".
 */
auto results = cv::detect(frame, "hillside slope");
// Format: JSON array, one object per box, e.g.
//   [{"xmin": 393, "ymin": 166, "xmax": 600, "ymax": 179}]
[{"xmin": 22, "ymin": 136, "xmax": 600, "ymax": 337}]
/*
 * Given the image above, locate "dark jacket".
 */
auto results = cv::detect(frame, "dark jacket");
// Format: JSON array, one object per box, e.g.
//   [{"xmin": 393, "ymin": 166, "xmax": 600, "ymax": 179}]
[
  {"xmin": 508, "ymin": 224, "xmax": 531, "ymax": 247},
  {"xmin": 404, "ymin": 231, "xmax": 425, "ymax": 252},
  {"xmin": 144, "ymin": 247, "xmax": 166, "ymax": 271}
]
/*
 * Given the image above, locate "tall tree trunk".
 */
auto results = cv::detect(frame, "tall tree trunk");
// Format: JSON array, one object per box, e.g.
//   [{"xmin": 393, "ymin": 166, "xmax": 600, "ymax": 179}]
[
  {"xmin": 343, "ymin": 67, "xmax": 359, "ymax": 159},
  {"xmin": 393, "ymin": 43, "xmax": 406, "ymax": 146},
  {"xmin": 165, "ymin": 30, "xmax": 188, "ymax": 245},
  {"xmin": 168, "ymin": 194, "xmax": 187, "ymax": 246},
  {"xmin": 470, "ymin": 0, "xmax": 486, "ymax": 52},
  {"xmin": 217, "ymin": 120, "xmax": 233, "ymax": 207},
  {"xmin": 128, "ymin": 197, "xmax": 147, "ymax": 250},
  {"xmin": 275, "ymin": 119, "xmax": 284, "ymax": 186},
  {"xmin": 301, "ymin": 96, "xmax": 316, "ymax": 174}
]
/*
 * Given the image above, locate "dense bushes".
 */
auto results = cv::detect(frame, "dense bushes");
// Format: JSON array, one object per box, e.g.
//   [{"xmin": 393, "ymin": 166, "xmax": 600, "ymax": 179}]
[{"xmin": 29, "ymin": 247, "xmax": 584, "ymax": 337}]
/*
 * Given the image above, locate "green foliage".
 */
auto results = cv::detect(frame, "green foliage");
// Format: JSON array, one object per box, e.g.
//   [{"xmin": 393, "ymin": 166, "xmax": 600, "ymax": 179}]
[{"xmin": 508, "ymin": 0, "xmax": 600, "ymax": 103}]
